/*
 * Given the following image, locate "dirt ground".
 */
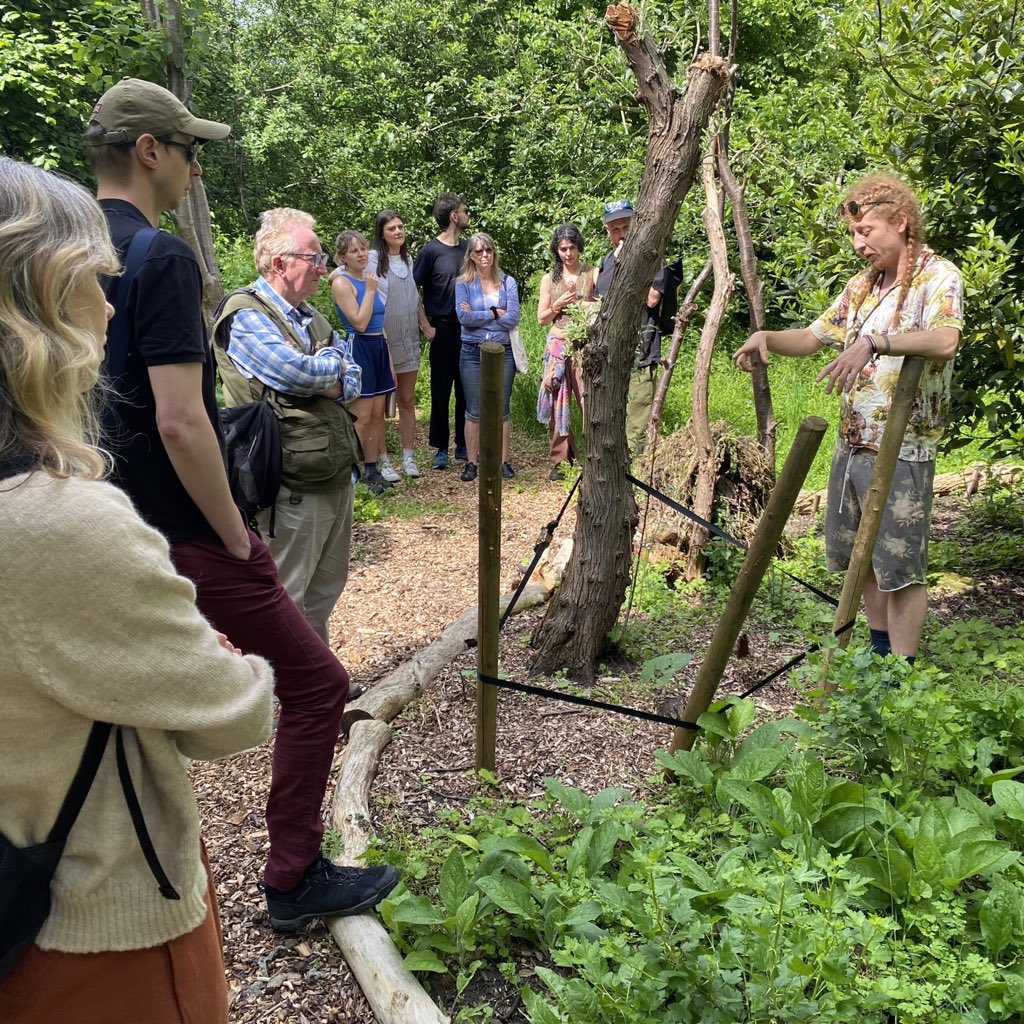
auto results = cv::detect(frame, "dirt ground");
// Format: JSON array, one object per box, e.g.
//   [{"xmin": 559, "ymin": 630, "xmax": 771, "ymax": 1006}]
[{"xmin": 190, "ymin": 441, "xmax": 1023, "ymax": 1023}]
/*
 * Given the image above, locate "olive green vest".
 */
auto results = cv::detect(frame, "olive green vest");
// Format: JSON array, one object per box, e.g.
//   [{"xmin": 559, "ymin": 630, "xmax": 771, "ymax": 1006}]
[{"xmin": 213, "ymin": 287, "xmax": 362, "ymax": 494}]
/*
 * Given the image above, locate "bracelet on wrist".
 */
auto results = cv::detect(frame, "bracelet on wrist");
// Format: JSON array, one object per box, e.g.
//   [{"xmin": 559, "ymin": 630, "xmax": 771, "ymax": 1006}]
[
  {"xmin": 863, "ymin": 334, "xmax": 877, "ymax": 357},
  {"xmin": 879, "ymin": 334, "xmax": 891, "ymax": 355}
]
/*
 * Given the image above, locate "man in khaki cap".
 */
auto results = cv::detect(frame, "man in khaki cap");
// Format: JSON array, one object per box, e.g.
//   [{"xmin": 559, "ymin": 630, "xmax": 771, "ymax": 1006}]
[{"xmin": 86, "ymin": 79, "xmax": 398, "ymax": 965}]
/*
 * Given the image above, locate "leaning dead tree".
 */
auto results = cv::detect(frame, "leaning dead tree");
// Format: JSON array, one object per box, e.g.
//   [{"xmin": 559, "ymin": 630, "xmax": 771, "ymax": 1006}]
[{"xmin": 530, "ymin": 4, "xmax": 730, "ymax": 681}]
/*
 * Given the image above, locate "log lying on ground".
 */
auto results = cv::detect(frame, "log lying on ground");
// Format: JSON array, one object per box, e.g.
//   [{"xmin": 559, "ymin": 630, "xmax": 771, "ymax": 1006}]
[
  {"xmin": 342, "ymin": 582, "xmax": 552, "ymax": 732},
  {"xmin": 328, "ymin": 579, "xmax": 556, "ymax": 1023},
  {"xmin": 793, "ymin": 462, "xmax": 1022, "ymax": 516},
  {"xmin": 327, "ymin": 718, "xmax": 450, "ymax": 1023}
]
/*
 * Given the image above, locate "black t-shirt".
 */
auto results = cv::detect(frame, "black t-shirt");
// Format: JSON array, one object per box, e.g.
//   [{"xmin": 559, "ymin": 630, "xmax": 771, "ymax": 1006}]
[
  {"xmin": 595, "ymin": 249, "xmax": 668, "ymax": 367},
  {"xmin": 413, "ymin": 238, "xmax": 468, "ymax": 319},
  {"xmin": 100, "ymin": 199, "xmax": 225, "ymax": 543}
]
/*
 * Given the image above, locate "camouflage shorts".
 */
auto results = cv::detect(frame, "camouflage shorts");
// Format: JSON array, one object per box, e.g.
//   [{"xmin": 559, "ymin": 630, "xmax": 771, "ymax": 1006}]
[{"xmin": 824, "ymin": 441, "xmax": 935, "ymax": 592}]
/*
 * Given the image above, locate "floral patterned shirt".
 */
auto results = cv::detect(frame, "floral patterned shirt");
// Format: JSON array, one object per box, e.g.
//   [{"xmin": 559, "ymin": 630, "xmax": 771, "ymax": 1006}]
[{"xmin": 809, "ymin": 246, "xmax": 964, "ymax": 461}]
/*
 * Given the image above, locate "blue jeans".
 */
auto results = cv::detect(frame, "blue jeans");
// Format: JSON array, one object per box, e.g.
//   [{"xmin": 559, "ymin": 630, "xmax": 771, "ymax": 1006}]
[{"xmin": 460, "ymin": 342, "xmax": 516, "ymax": 422}]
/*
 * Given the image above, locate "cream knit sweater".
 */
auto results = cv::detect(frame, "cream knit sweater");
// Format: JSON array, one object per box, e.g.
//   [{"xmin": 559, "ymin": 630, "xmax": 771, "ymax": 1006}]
[{"xmin": 0, "ymin": 471, "xmax": 275, "ymax": 953}]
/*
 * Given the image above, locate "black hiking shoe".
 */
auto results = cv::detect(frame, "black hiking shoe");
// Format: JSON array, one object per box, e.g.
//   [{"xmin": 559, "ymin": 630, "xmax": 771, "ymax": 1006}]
[
  {"xmin": 501, "ymin": 462, "xmax": 516, "ymax": 479},
  {"xmin": 549, "ymin": 463, "xmax": 565, "ymax": 481},
  {"xmin": 262, "ymin": 856, "xmax": 399, "ymax": 932},
  {"xmin": 460, "ymin": 462, "xmax": 477, "ymax": 482}
]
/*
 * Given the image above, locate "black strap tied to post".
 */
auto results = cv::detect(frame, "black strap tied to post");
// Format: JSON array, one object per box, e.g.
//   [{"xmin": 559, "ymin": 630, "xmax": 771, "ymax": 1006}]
[
  {"xmin": 478, "ymin": 672, "xmax": 701, "ymax": 731},
  {"xmin": 499, "ymin": 473, "xmax": 581, "ymax": 631},
  {"xmin": 625, "ymin": 472, "xmax": 841, "ymax": 609}
]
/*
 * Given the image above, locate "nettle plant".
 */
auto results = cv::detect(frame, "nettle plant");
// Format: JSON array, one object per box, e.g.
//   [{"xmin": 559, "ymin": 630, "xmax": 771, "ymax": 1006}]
[{"xmin": 377, "ymin": 622, "xmax": 1024, "ymax": 1023}]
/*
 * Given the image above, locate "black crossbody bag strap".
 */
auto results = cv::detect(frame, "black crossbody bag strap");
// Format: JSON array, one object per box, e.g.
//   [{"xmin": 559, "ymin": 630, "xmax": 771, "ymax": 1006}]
[
  {"xmin": 44, "ymin": 722, "xmax": 113, "ymax": 845},
  {"xmin": 115, "ymin": 729, "xmax": 180, "ymax": 900}
]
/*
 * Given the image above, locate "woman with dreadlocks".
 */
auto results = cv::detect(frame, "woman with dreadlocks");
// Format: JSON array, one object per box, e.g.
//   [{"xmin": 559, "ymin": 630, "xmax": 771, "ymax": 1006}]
[{"xmin": 733, "ymin": 172, "xmax": 963, "ymax": 668}]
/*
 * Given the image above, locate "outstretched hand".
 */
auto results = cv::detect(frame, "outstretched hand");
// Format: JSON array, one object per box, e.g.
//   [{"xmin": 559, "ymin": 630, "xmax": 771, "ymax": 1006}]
[
  {"xmin": 733, "ymin": 332, "xmax": 768, "ymax": 373},
  {"xmin": 817, "ymin": 337, "xmax": 873, "ymax": 394}
]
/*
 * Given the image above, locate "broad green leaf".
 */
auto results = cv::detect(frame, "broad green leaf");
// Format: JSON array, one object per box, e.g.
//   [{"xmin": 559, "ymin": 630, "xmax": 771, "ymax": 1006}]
[
  {"xmin": 390, "ymin": 894, "xmax": 448, "ymax": 927},
  {"xmin": 981, "ymin": 884, "xmax": 1024, "ymax": 957},
  {"xmin": 726, "ymin": 699, "xmax": 757, "ymax": 738},
  {"xmin": 640, "ymin": 652, "xmax": 693, "ymax": 687},
  {"xmin": 475, "ymin": 874, "xmax": 538, "ymax": 921},
  {"xmin": 403, "ymin": 949, "xmax": 447, "ymax": 974},
  {"xmin": 815, "ymin": 803, "xmax": 882, "ymax": 848},
  {"xmin": 586, "ymin": 819, "xmax": 621, "ymax": 877},
  {"xmin": 952, "ymin": 841, "xmax": 1019, "ymax": 883},
  {"xmin": 439, "ymin": 848, "xmax": 469, "ymax": 913},
  {"xmin": 566, "ymin": 826, "xmax": 594, "ymax": 881},
  {"xmin": 993, "ymin": 780, "xmax": 1024, "ymax": 823},
  {"xmin": 454, "ymin": 891, "xmax": 480, "ymax": 939},
  {"xmin": 655, "ymin": 748, "xmax": 713, "ymax": 788},
  {"xmin": 545, "ymin": 778, "xmax": 592, "ymax": 819},
  {"xmin": 727, "ymin": 746, "xmax": 789, "ymax": 782},
  {"xmin": 717, "ymin": 778, "xmax": 782, "ymax": 833},
  {"xmin": 790, "ymin": 758, "xmax": 826, "ymax": 823}
]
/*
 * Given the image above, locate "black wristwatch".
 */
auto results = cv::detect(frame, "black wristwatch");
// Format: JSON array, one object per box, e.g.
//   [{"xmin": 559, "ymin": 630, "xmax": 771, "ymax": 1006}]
[{"xmin": 490, "ymin": 306, "xmax": 499, "ymax": 320}]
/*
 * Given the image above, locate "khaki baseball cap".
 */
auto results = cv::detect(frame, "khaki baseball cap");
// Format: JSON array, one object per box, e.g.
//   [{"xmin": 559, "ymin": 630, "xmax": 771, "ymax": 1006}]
[{"xmin": 87, "ymin": 77, "xmax": 230, "ymax": 145}]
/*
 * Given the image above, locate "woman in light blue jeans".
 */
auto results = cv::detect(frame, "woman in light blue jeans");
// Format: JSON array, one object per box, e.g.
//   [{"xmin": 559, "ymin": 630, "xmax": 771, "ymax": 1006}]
[{"xmin": 455, "ymin": 232, "xmax": 520, "ymax": 481}]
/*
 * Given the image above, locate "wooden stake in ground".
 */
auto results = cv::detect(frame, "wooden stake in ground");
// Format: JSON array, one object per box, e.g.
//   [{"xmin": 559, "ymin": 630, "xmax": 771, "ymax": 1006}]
[
  {"xmin": 825, "ymin": 356, "xmax": 925, "ymax": 690},
  {"xmin": 670, "ymin": 415, "xmax": 827, "ymax": 754},
  {"xmin": 476, "ymin": 342, "xmax": 504, "ymax": 770},
  {"xmin": 531, "ymin": 4, "xmax": 730, "ymax": 682}
]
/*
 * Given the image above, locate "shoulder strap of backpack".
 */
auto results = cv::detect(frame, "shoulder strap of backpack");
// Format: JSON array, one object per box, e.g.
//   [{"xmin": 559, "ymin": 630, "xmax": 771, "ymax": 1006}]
[
  {"xmin": 45, "ymin": 722, "xmax": 113, "ymax": 844},
  {"xmin": 105, "ymin": 227, "xmax": 160, "ymax": 380}
]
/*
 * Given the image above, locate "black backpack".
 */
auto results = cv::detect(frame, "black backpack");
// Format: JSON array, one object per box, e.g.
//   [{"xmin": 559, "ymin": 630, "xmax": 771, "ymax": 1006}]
[
  {"xmin": 218, "ymin": 387, "xmax": 282, "ymax": 528},
  {"xmin": 652, "ymin": 256, "xmax": 684, "ymax": 337}
]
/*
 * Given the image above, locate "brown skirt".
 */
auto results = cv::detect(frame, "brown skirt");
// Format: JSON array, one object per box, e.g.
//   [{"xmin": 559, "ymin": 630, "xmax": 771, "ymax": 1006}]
[{"xmin": 0, "ymin": 852, "xmax": 228, "ymax": 1024}]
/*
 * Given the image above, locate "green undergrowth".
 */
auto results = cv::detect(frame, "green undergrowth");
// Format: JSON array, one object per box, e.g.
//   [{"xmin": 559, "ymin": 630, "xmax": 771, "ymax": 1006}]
[{"xmin": 369, "ymin": 622, "xmax": 1024, "ymax": 1022}]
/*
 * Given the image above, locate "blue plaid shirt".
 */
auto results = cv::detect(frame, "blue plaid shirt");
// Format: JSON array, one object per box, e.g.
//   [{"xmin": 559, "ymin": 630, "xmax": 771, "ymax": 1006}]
[{"xmin": 227, "ymin": 277, "xmax": 361, "ymax": 400}]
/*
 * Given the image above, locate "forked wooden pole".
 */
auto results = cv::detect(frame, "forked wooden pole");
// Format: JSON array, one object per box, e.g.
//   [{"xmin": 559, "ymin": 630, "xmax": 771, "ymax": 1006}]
[
  {"xmin": 475, "ymin": 342, "xmax": 505, "ymax": 771},
  {"xmin": 669, "ymin": 416, "xmax": 828, "ymax": 754},
  {"xmin": 824, "ymin": 356, "xmax": 925, "ymax": 690}
]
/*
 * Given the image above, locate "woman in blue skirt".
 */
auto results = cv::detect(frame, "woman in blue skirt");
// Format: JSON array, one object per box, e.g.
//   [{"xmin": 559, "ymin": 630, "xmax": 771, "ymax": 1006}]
[{"xmin": 331, "ymin": 230, "xmax": 397, "ymax": 492}]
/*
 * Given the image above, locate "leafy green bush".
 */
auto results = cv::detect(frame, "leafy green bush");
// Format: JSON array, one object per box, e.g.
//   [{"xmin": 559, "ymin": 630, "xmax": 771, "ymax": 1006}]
[{"xmin": 375, "ymin": 621, "xmax": 1024, "ymax": 1022}]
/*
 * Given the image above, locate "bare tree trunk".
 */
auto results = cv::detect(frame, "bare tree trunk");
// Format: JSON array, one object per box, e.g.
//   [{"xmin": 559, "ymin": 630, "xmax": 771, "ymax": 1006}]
[
  {"xmin": 716, "ymin": 151, "xmax": 776, "ymax": 462},
  {"xmin": 138, "ymin": 0, "xmax": 225, "ymax": 324},
  {"xmin": 645, "ymin": 259, "xmax": 712, "ymax": 448},
  {"xmin": 684, "ymin": 149, "xmax": 734, "ymax": 579},
  {"xmin": 530, "ymin": 4, "xmax": 729, "ymax": 681}
]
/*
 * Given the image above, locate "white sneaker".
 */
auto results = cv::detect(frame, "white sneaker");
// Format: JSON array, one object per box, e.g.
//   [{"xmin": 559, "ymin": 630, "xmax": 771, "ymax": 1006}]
[
  {"xmin": 378, "ymin": 456, "xmax": 401, "ymax": 483},
  {"xmin": 402, "ymin": 454, "xmax": 421, "ymax": 478}
]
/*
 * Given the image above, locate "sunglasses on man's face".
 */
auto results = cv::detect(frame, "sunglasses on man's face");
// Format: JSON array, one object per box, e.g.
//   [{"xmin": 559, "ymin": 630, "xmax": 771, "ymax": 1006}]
[
  {"xmin": 838, "ymin": 199, "xmax": 893, "ymax": 218},
  {"xmin": 156, "ymin": 136, "xmax": 199, "ymax": 165}
]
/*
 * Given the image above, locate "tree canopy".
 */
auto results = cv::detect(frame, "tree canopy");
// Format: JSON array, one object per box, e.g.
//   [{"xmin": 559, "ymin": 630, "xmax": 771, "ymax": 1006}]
[{"xmin": 3, "ymin": 0, "xmax": 1021, "ymax": 453}]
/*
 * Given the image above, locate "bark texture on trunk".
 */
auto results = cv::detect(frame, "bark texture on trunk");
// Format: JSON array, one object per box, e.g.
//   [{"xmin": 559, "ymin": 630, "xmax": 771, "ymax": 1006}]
[
  {"xmin": 138, "ymin": 0, "xmax": 225, "ymax": 324},
  {"xmin": 530, "ymin": 4, "xmax": 729, "ymax": 681},
  {"xmin": 684, "ymin": 151, "xmax": 735, "ymax": 579}
]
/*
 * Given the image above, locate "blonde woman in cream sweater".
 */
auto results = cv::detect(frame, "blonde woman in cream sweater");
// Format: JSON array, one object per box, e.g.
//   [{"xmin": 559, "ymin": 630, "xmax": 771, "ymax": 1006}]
[{"xmin": 0, "ymin": 159, "xmax": 275, "ymax": 1022}]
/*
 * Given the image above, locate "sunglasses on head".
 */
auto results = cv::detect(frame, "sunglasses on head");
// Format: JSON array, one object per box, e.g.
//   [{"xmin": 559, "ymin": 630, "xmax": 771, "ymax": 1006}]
[{"xmin": 838, "ymin": 199, "xmax": 894, "ymax": 218}]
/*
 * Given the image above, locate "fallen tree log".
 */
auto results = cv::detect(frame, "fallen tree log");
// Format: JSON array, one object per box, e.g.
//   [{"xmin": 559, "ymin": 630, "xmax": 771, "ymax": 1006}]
[
  {"xmin": 342, "ymin": 583, "xmax": 552, "ymax": 732},
  {"xmin": 327, "ymin": 579, "xmax": 557, "ymax": 1023}
]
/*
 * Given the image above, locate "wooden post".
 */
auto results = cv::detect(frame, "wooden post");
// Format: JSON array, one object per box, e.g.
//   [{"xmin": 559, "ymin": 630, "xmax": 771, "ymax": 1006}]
[
  {"xmin": 824, "ymin": 356, "xmax": 925, "ymax": 690},
  {"xmin": 669, "ymin": 416, "xmax": 828, "ymax": 754},
  {"xmin": 475, "ymin": 342, "xmax": 504, "ymax": 771}
]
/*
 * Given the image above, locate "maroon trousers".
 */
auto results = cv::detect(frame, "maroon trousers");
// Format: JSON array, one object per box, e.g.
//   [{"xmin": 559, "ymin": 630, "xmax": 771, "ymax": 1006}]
[{"xmin": 170, "ymin": 531, "xmax": 348, "ymax": 891}]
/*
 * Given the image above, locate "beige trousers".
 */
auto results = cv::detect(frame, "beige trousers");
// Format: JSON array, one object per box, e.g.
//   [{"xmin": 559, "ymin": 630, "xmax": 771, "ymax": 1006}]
[{"xmin": 258, "ymin": 477, "xmax": 354, "ymax": 643}]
